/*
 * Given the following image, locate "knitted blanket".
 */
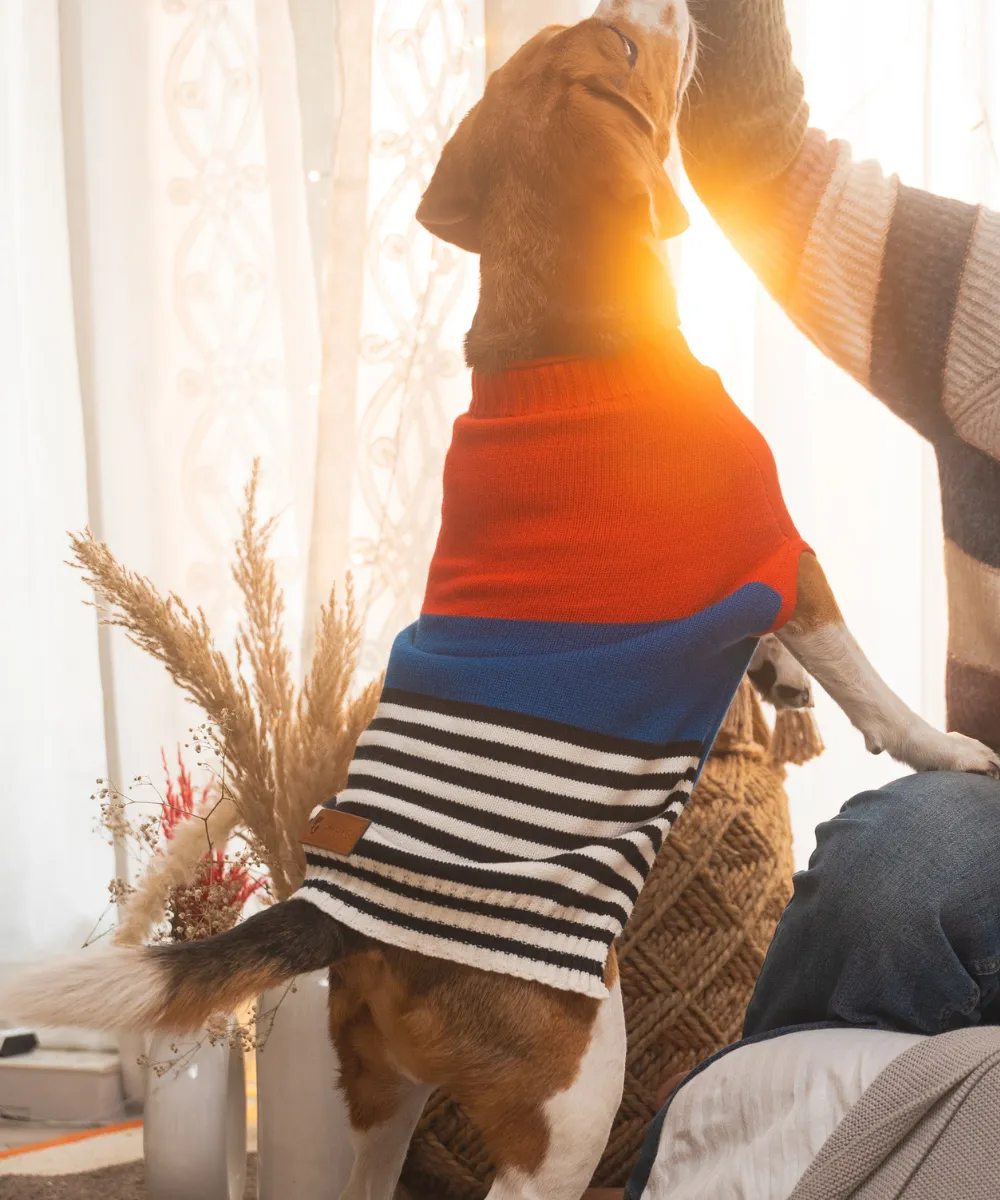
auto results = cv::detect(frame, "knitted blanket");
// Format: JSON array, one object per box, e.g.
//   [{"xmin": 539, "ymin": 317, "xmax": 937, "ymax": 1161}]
[
  {"xmin": 788, "ymin": 1027, "xmax": 1000, "ymax": 1200},
  {"xmin": 295, "ymin": 340, "xmax": 807, "ymax": 997}
]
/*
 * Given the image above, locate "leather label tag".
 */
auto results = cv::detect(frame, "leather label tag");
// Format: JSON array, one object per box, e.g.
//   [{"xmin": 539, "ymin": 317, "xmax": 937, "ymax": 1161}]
[{"xmin": 302, "ymin": 808, "xmax": 370, "ymax": 857}]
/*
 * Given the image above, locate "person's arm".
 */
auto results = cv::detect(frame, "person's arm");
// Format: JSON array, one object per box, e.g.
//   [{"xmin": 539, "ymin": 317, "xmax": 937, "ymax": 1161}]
[
  {"xmin": 679, "ymin": 0, "xmax": 1000, "ymax": 463},
  {"xmin": 678, "ymin": 0, "xmax": 1000, "ymax": 752}
]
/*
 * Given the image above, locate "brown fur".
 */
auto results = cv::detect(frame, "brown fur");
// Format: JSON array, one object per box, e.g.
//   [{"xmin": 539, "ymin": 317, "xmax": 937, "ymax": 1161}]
[
  {"xmin": 154, "ymin": 899, "xmax": 616, "ymax": 1176},
  {"xmin": 417, "ymin": 16, "xmax": 692, "ymax": 372},
  {"xmin": 785, "ymin": 552, "xmax": 844, "ymax": 636},
  {"xmin": 148, "ymin": 903, "xmax": 609, "ymax": 1177},
  {"xmin": 327, "ymin": 945, "xmax": 617, "ymax": 1174},
  {"xmin": 153, "ymin": 900, "xmax": 370, "ymax": 1031}
]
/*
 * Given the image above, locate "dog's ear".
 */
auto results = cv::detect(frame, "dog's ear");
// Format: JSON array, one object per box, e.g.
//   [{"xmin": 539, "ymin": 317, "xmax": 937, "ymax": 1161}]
[
  {"xmin": 578, "ymin": 76, "xmax": 689, "ymax": 240},
  {"xmin": 416, "ymin": 104, "xmax": 483, "ymax": 254},
  {"xmin": 614, "ymin": 131, "xmax": 690, "ymax": 241}
]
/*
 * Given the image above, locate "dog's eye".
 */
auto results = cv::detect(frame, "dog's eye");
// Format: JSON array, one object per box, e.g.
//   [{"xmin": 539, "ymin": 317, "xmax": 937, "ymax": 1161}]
[{"xmin": 609, "ymin": 25, "xmax": 638, "ymax": 67}]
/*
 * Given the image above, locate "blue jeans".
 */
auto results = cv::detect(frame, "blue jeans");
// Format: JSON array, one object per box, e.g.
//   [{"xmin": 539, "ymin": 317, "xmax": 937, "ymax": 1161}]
[{"xmin": 744, "ymin": 771, "xmax": 1000, "ymax": 1037}]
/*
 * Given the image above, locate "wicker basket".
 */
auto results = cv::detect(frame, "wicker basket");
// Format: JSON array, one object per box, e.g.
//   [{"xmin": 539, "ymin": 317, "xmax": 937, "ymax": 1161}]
[{"xmin": 401, "ymin": 682, "xmax": 820, "ymax": 1197}]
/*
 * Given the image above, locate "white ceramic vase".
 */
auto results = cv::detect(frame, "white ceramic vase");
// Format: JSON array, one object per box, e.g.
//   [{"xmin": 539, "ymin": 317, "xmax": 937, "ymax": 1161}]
[
  {"xmin": 256, "ymin": 970, "xmax": 355, "ymax": 1200},
  {"xmin": 143, "ymin": 1028, "xmax": 247, "ymax": 1200}
]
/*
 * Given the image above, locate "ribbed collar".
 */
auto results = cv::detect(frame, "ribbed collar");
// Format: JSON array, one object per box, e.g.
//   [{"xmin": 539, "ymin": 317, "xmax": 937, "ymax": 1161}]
[{"xmin": 468, "ymin": 332, "xmax": 697, "ymax": 418}]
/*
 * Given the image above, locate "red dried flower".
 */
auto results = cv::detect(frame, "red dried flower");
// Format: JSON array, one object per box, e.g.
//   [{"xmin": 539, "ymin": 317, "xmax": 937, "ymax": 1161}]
[{"xmin": 159, "ymin": 748, "xmax": 266, "ymax": 941}]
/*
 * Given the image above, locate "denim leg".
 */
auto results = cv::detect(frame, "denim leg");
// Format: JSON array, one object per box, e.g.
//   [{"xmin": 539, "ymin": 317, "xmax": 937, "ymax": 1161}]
[{"xmin": 744, "ymin": 772, "xmax": 1000, "ymax": 1037}]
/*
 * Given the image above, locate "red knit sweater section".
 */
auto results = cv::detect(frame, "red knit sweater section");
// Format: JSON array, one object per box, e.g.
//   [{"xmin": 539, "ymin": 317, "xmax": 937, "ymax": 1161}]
[{"xmin": 424, "ymin": 339, "xmax": 808, "ymax": 631}]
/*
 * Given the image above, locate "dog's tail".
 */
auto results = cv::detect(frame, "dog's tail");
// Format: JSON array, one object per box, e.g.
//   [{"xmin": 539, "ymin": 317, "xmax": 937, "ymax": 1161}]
[{"xmin": 0, "ymin": 900, "xmax": 350, "ymax": 1034}]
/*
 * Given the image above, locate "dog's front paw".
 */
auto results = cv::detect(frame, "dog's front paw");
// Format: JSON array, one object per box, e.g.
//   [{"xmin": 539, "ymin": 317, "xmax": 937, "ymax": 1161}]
[{"xmin": 897, "ymin": 724, "xmax": 1000, "ymax": 778}]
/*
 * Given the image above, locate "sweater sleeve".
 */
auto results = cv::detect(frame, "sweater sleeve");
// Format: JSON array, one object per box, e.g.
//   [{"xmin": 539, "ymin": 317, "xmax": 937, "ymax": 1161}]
[
  {"xmin": 680, "ymin": 0, "xmax": 1000, "ymax": 462},
  {"xmin": 700, "ymin": 134, "xmax": 1000, "ymax": 749},
  {"xmin": 679, "ymin": 0, "xmax": 1000, "ymax": 749},
  {"xmin": 698, "ymin": 128, "xmax": 1000, "ymax": 464}
]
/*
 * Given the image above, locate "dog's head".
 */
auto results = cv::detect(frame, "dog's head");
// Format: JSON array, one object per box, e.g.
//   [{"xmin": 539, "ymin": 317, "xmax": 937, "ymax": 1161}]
[{"xmin": 416, "ymin": 1, "xmax": 697, "ymax": 256}]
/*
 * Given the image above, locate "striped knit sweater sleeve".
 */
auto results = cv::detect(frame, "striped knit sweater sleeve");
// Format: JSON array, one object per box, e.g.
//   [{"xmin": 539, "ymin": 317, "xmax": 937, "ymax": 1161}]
[{"xmin": 681, "ymin": 0, "xmax": 1000, "ymax": 753}]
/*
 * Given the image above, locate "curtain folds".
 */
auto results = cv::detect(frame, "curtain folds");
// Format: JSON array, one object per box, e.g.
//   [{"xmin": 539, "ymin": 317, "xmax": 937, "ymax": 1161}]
[{"xmin": 0, "ymin": 0, "xmax": 109, "ymax": 966}]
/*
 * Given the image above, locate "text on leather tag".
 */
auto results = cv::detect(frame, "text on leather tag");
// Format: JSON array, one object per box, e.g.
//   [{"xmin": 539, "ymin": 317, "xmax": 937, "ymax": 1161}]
[{"xmin": 302, "ymin": 808, "xmax": 370, "ymax": 857}]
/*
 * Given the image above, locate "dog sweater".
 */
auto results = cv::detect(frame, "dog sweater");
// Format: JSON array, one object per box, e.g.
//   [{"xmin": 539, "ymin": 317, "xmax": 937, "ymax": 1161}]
[{"xmin": 295, "ymin": 335, "xmax": 808, "ymax": 998}]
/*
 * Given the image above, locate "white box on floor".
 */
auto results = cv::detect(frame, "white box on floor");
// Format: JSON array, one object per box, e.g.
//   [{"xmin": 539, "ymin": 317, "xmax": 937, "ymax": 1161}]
[{"xmin": 0, "ymin": 1048, "xmax": 125, "ymax": 1122}]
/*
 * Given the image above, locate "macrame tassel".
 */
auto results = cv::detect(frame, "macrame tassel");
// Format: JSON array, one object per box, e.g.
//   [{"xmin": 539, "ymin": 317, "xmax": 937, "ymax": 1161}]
[
  {"xmin": 717, "ymin": 679, "xmax": 757, "ymax": 748},
  {"xmin": 771, "ymin": 707, "xmax": 825, "ymax": 766}
]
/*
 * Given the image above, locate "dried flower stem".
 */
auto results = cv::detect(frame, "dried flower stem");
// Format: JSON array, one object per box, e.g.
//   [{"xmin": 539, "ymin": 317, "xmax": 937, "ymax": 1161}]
[{"xmin": 72, "ymin": 460, "xmax": 380, "ymax": 941}]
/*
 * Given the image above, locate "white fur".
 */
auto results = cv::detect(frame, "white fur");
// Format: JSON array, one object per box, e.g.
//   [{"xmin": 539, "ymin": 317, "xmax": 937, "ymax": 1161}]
[
  {"xmin": 486, "ymin": 980, "xmax": 627, "ymax": 1200},
  {"xmin": 334, "ymin": 983, "xmax": 626, "ymax": 1200},
  {"xmin": 779, "ymin": 622, "xmax": 1000, "ymax": 777},
  {"xmin": 594, "ymin": 0, "xmax": 696, "ymax": 118},
  {"xmin": 595, "ymin": 0, "xmax": 687, "ymax": 36},
  {"xmin": 339, "ymin": 1082, "xmax": 433, "ymax": 1200},
  {"xmin": 0, "ymin": 945, "xmax": 167, "ymax": 1032}
]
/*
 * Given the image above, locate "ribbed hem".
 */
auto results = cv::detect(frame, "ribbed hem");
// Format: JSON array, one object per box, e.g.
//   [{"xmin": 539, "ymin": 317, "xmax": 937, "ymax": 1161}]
[
  {"xmin": 469, "ymin": 331, "xmax": 701, "ymax": 418},
  {"xmin": 291, "ymin": 883, "xmax": 611, "ymax": 999}
]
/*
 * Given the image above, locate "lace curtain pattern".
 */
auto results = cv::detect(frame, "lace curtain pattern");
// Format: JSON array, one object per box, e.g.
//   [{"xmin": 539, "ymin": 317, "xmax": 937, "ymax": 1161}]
[
  {"xmin": 162, "ymin": 0, "xmax": 317, "ymax": 628},
  {"xmin": 341, "ymin": 0, "xmax": 482, "ymax": 675},
  {"xmin": 305, "ymin": 0, "xmax": 591, "ymax": 674}
]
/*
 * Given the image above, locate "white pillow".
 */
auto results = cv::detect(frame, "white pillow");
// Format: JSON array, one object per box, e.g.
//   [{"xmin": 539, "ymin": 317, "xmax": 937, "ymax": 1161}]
[{"xmin": 631, "ymin": 1027, "xmax": 924, "ymax": 1200}]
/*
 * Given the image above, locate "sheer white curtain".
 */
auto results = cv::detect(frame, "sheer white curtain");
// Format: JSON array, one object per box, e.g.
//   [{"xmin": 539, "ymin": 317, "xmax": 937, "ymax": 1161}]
[
  {"xmin": 0, "ymin": 0, "xmax": 494, "ymax": 969},
  {"xmin": 0, "ymin": 0, "xmax": 321, "ymax": 969},
  {"xmin": 304, "ymin": 0, "xmax": 485, "ymax": 679},
  {"xmin": 0, "ymin": 0, "xmax": 110, "ymax": 966}
]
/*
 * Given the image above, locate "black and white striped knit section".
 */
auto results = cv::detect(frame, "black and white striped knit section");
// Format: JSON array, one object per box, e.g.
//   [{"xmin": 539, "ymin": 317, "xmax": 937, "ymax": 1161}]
[{"xmin": 295, "ymin": 688, "xmax": 703, "ymax": 997}]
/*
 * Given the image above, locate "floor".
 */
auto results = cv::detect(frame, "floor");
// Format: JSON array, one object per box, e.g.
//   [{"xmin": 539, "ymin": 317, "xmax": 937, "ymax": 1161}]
[
  {"xmin": 0, "ymin": 1155, "xmax": 259, "ymax": 1199},
  {"xmin": 0, "ymin": 1126, "xmax": 85, "ymax": 1155},
  {"xmin": 0, "ymin": 1052, "xmax": 258, "ymax": 1177},
  {"xmin": 0, "ymin": 1124, "xmax": 144, "ymax": 1179},
  {"xmin": 0, "ymin": 1056, "xmax": 623, "ymax": 1197}
]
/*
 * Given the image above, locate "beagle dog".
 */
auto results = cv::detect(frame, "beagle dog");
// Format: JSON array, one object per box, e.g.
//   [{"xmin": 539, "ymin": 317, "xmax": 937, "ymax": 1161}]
[{"xmin": 4, "ymin": 6, "xmax": 998, "ymax": 1200}]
